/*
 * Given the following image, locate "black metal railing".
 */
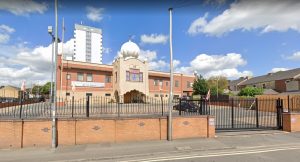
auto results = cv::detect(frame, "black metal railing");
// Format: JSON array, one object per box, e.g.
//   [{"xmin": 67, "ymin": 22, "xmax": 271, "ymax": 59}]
[
  {"xmin": 0, "ymin": 96, "xmax": 185, "ymax": 119},
  {"xmin": 192, "ymin": 98, "xmax": 281, "ymax": 130}
]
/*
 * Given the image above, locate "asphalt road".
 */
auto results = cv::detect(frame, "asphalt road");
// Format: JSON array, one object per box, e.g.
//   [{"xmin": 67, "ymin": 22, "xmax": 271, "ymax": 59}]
[{"xmin": 0, "ymin": 130, "xmax": 299, "ymax": 162}]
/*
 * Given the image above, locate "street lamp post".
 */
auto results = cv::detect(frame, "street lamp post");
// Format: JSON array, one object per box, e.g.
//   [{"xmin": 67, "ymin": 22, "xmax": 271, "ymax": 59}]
[
  {"xmin": 48, "ymin": 26, "xmax": 54, "ymax": 103},
  {"xmin": 168, "ymin": 7, "xmax": 174, "ymax": 141},
  {"xmin": 52, "ymin": 0, "xmax": 59, "ymax": 149}
]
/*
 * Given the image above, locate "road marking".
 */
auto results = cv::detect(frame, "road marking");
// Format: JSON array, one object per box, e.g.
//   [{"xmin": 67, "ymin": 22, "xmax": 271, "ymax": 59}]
[{"xmin": 119, "ymin": 145, "xmax": 300, "ymax": 162}]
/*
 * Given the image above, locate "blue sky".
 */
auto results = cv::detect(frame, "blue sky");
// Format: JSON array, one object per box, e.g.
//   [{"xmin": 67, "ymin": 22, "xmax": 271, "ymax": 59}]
[{"xmin": 0, "ymin": 0, "xmax": 300, "ymax": 86}]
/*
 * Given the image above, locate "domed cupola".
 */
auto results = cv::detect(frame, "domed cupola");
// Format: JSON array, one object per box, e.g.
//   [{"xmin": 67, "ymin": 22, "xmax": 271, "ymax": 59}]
[{"xmin": 120, "ymin": 40, "xmax": 140, "ymax": 59}]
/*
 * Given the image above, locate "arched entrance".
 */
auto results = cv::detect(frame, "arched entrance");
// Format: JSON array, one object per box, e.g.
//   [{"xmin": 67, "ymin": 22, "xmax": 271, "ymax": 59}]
[{"xmin": 123, "ymin": 90, "xmax": 145, "ymax": 103}]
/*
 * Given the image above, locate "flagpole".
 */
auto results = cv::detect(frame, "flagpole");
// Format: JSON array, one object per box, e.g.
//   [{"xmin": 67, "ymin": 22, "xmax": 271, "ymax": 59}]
[
  {"xmin": 168, "ymin": 7, "xmax": 173, "ymax": 141},
  {"xmin": 60, "ymin": 17, "xmax": 64, "ymax": 98}
]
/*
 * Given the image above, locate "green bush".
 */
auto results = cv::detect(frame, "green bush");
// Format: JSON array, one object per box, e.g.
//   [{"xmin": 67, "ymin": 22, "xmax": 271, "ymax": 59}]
[{"xmin": 238, "ymin": 87, "xmax": 263, "ymax": 97}]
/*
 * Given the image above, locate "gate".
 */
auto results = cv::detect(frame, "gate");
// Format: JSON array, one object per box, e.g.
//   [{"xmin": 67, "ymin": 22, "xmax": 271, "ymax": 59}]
[{"xmin": 179, "ymin": 98, "xmax": 283, "ymax": 130}]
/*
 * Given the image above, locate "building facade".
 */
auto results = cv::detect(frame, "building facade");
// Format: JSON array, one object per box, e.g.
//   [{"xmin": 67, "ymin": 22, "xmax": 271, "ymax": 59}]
[
  {"xmin": 57, "ymin": 40, "xmax": 195, "ymax": 102},
  {"xmin": 73, "ymin": 24, "xmax": 103, "ymax": 64},
  {"xmin": 0, "ymin": 86, "xmax": 20, "ymax": 99},
  {"xmin": 237, "ymin": 69, "xmax": 300, "ymax": 93}
]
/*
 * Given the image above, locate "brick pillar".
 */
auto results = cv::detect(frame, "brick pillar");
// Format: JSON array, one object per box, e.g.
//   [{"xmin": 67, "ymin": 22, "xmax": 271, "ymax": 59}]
[
  {"xmin": 207, "ymin": 116, "xmax": 215, "ymax": 138},
  {"xmin": 283, "ymin": 113, "xmax": 300, "ymax": 132}
]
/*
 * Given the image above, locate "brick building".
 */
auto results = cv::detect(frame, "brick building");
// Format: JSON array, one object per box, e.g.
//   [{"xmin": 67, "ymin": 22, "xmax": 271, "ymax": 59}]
[
  {"xmin": 235, "ymin": 68, "xmax": 300, "ymax": 93},
  {"xmin": 56, "ymin": 40, "xmax": 195, "ymax": 101}
]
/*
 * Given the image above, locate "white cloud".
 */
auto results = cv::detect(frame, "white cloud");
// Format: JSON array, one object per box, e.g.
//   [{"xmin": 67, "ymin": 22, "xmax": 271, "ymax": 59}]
[
  {"xmin": 0, "ymin": 0, "xmax": 47, "ymax": 16},
  {"xmin": 286, "ymin": 51, "xmax": 300, "ymax": 61},
  {"xmin": 139, "ymin": 50, "xmax": 157, "ymax": 62},
  {"xmin": 188, "ymin": 0, "xmax": 300, "ymax": 36},
  {"xmin": 175, "ymin": 53, "xmax": 252, "ymax": 79},
  {"xmin": 0, "ymin": 24, "xmax": 15, "ymax": 43},
  {"xmin": 137, "ymin": 49, "xmax": 169, "ymax": 71},
  {"xmin": 190, "ymin": 53, "xmax": 246, "ymax": 72},
  {"xmin": 0, "ymin": 25, "xmax": 15, "ymax": 33},
  {"xmin": 86, "ymin": 6, "xmax": 104, "ymax": 22},
  {"xmin": 0, "ymin": 34, "xmax": 10, "ymax": 43},
  {"xmin": 204, "ymin": 0, "xmax": 226, "ymax": 5},
  {"xmin": 0, "ymin": 39, "xmax": 74, "ymax": 87},
  {"xmin": 103, "ymin": 47, "xmax": 112, "ymax": 54},
  {"xmin": 173, "ymin": 60, "xmax": 180, "ymax": 68},
  {"xmin": 188, "ymin": 13, "xmax": 208, "ymax": 35},
  {"xmin": 149, "ymin": 60, "xmax": 168, "ymax": 71},
  {"xmin": 271, "ymin": 68, "xmax": 289, "ymax": 73},
  {"xmin": 140, "ymin": 34, "xmax": 168, "ymax": 44}
]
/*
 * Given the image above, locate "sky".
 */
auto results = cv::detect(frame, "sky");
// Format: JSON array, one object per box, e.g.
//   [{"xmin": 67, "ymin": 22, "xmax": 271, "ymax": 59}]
[{"xmin": 0, "ymin": 0, "xmax": 300, "ymax": 87}]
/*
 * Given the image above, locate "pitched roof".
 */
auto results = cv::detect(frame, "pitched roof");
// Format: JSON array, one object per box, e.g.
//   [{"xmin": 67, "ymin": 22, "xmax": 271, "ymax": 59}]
[
  {"xmin": 263, "ymin": 89, "xmax": 279, "ymax": 95},
  {"xmin": 229, "ymin": 77, "xmax": 249, "ymax": 86},
  {"xmin": 0, "ymin": 85, "xmax": 20, "ymax": 90},
  {"xmin": 240, "ymin": 68, "xmax": 300, "ymax": 85}
]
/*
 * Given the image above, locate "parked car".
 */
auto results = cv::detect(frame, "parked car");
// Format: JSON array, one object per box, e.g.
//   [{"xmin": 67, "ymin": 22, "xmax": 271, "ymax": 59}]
[{"xmin": 173, "ymin": 101, "xmax": 199, "ymax": 112}]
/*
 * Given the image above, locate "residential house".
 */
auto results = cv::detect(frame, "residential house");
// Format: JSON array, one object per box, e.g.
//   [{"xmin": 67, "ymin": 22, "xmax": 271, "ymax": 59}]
[{"xmin": 238, "ymin": 68, "xmax": 300, "ymax": 93}]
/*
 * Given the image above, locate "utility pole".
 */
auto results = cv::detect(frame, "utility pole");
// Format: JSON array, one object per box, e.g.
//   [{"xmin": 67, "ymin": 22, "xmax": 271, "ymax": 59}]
[
  {"xmin": 52, "ymin": 0, "xmax": 58, "ymax": 148},
  {"xmin": 50, "ymin": 31, "xmax": 54, "ymax": 103},
  {"xmin": 168, "ymin": 7, "xmax": 173, "ymax": 141}
]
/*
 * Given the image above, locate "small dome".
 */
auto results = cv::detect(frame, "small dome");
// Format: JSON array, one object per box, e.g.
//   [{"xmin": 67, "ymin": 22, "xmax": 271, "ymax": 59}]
[{"xmin": 120, "ymin": 40, "xmax": 140, "ymax": 59}]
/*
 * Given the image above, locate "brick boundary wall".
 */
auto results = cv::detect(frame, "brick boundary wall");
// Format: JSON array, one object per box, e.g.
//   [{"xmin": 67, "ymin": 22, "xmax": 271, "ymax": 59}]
[
  {"xmin": 0, "ymin": 116, "xmax": 215, "ymax": 149},
  {"xmin": 283, "ymin": 113, "xmax": 300, "ymax": 132}
]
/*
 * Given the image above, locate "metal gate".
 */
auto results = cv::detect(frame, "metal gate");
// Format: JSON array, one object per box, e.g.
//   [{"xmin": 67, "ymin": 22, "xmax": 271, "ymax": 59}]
[{"xmin": 179, "ymin": 98, "xmax": 283, "ymax": 130}]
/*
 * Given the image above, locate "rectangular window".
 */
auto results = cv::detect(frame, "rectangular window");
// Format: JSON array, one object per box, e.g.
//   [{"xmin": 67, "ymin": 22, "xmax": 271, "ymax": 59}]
[
  {"xmin": 105, "ymin": 75, "xmax": 111, "ymax": 83},
  {"xmin": 77, "ymin": 73, "xmax": 83, "ymax": 81},
  {"xmin": 86, "ymin": 93, "xmax": 92, "ymax": 97},
  {"xmin": 159, "ymin": 80, "xmax": 163, "ymax": 86},
  {"xmin": 87, "ymin": 73, "xmax": 93, "ymax": 82},
  {"xmin": 66, "ymin": 74, "xmax": 71, "ymax": 80},
  {"xmin": 154, "ymin": 79, "xmax": 159, "ymax": 86},
  {"xmin": 66, "ymin": 92, "xmax": 70, "ymax": 96},
  {"xmin": 126, "ymin": 69, "xmax": 143, "ymax": 82},
  {"xmin": 175, "ymin": 80, "xmax": 179, "ymax": 87},
  {"xmin": 139, "ymin": 73, "xmax": 143, "ymax": 82},
  {"xmin": 105, "ymin": 93, "xmax": 111, "ymax": 97},
  {"xmin": 187, "ymin": 81, "xmax": 190, "ymax": 88},
  {"xmin": 126, "ymin": 71, "xmax": 130, "ymax": 81},
  {"xmin": 154, "ymin": 94, "xmax": 159, "ymax": 97},
  {"xmin": 115, "ymin": 72, "xmax": 117, "ymax": 83},
  {"xmin": 263, "ymin": 84, "xmax": 266, "ymax": 89},
  {"xmin": 166, "ymin": 81, "xmax": 169, "ymax": 86}
]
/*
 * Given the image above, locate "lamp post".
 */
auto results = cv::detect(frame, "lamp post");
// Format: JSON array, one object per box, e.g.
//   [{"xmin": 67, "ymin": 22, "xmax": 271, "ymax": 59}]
[
  {"xmin": 168, "ymin": 7, "xmax": 173, "ymax": 141},
  {"xmin": 47, "ymin": 0, "xmax": 60, "ymax": 149},
  {"xmin": 48, "ymin": 26, "xmax": 55, "ymax": 103}
]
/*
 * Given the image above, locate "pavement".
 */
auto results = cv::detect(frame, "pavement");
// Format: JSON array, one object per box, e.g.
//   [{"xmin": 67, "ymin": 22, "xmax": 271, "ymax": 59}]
[{"xmin": 1, "ymin": 130, "xmax": 300, "ymax": 162}]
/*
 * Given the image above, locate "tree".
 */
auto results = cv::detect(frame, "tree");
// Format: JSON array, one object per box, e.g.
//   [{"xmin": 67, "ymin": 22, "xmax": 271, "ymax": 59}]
[
  {"xmin": 40, "ymin": 82, "xmax": 53, "ymax": 95},
  {"xmin": 206, "ymin": 76, "xmax": 228, "ymax": 95},
  {"xmin": 238, "ymin": 87, "xmax": 263, "ymax": 97},
  {"xmin": 193, "ymin": 75, "xmax": 209, "ymax": 95},
  {"xmin": 32, "ymin": 85, "xmax": 42, "ymax": 95}
]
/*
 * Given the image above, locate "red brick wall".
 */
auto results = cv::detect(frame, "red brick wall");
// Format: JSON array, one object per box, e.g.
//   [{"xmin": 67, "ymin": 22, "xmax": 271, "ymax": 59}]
[
  {"xmin": 0, "ymin": 121, "xmax": 22, "ymax": 149},
  {"xmin": 283, "ymin": 113, "xmax": 300, "ymax": 132},
  {"xmin": 149, "ymin": 75, "xmax": 195, "ymax": 95},
  {"xmin": 0, "ymin": 116, "xmax": 215, "ymax": 149},
  {"xmin": 22, "ymin": 120, "xmax": 52, "ymax": 147},
  {"xmin": 75, "ymin": 119, "xmax": 116, "ymax": 144},
  {"xmin": 275, "ymin": 80, "xmax": 287, "ymax": 92}
]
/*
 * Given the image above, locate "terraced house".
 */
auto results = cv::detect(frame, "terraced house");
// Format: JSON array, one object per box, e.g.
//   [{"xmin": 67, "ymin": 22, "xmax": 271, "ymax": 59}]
[{"xmin": 235, "ymin": 68, "xmax": 300, "ymax": 93}]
